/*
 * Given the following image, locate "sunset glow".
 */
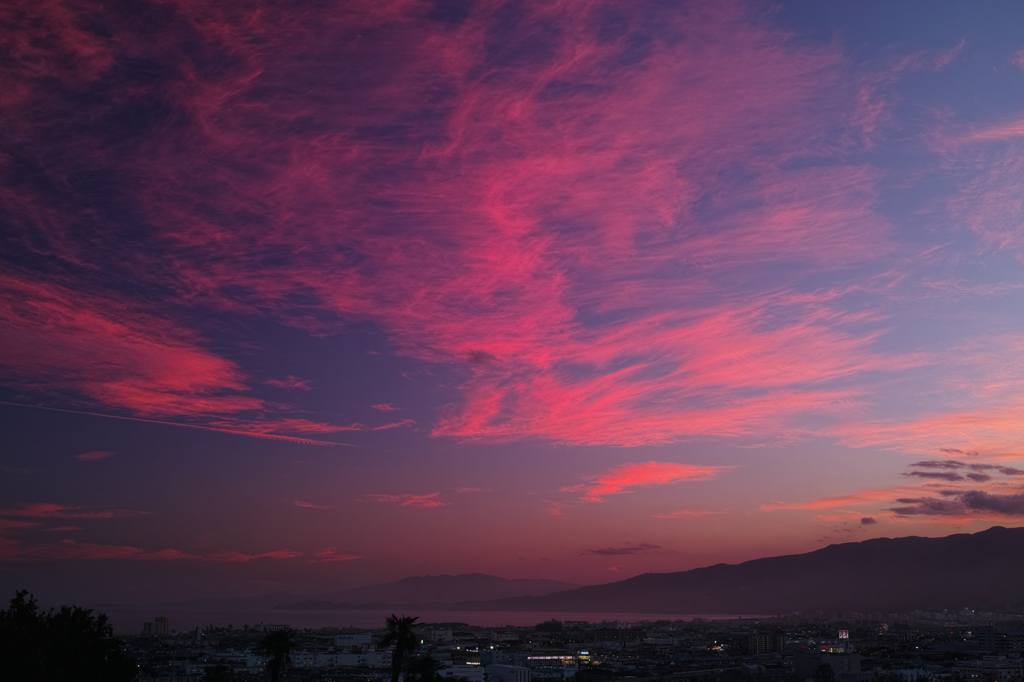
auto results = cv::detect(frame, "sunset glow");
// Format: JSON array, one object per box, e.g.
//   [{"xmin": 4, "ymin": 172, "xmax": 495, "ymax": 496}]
[{"xmin": 2, "ymin": 0, "xmax": 1024, "ymax": 604}]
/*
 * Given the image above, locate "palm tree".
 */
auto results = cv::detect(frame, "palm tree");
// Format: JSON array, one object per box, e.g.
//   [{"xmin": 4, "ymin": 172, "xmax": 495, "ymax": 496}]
[
  {"xmin": 408, "ymin": 656, "xmax": 445, "ymax": 682},
  {"xmin": 379, "ymin": 614, "xmax": 419, "ymax": 682},
  {"xmin": 255, "ymin": 628, "xmax": 298, "ymax": 682}
]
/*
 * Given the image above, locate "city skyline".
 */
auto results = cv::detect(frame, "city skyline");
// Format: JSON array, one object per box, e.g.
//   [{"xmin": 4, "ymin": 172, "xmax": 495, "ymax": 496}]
[{"xmin": 3, "ymin": 0, "xmax": 1024, "ymax": 604}]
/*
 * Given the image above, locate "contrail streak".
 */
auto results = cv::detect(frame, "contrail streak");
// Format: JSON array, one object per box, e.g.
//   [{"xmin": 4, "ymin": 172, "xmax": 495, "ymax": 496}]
[{"xmin": 0, "ymin": 401, "xmax": 353, "ymax": 447}]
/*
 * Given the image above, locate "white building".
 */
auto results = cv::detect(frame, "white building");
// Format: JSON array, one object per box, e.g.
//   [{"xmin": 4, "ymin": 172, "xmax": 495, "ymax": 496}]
[
  {"xmin": 423, "ymin": 629, "xmax": 454, "ymax": 644},
  {"xmin": 290, "ymin": 650, "xmax": 392, "ymax": 669},
  {"xmin": 955, "ymin": 656, "xmax": 1023, "ymax": 682},
  {"xmin": 335, "ymin": 633, "xmax": 374, "ymax": 649},
  {"xmin": 488, "ymin": 665, "xmax": 532, "ymax": 682},
  {"xmin": 442, "ymin": 664, "xmax": 486, "ymax": 682}
]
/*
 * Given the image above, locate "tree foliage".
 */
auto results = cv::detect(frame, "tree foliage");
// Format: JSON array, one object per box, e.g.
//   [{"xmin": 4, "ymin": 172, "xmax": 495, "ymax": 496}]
[
  {"xmin": 255, "ymin": 628, "xmax": 298, "ymax": 682},
  {"xmin": 535, "ymin": 619, "xmax": 563, "ymax": 632},
  {"xmin": 0, "ymin": 590, "xmax": 136, "ymax": 682},
  {"xmin": 408, "ymin": 655, "xmax": 446, "ymax": 682},
  {"xmin": 380, "ymin": 614, "xmax": 419, "ymax": 682}
]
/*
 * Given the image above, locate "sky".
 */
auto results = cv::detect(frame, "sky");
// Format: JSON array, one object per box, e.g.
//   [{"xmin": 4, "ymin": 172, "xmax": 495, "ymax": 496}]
[{"xmin": 2, "ymin": 0, "xmax": 1024, "ymax": 605}]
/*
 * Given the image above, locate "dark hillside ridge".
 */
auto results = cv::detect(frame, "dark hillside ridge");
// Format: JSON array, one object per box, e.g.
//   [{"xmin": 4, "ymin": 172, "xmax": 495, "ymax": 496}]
[{"xmin": 450, "ymin": 526, "xmax": 1024, "ymax": 614}]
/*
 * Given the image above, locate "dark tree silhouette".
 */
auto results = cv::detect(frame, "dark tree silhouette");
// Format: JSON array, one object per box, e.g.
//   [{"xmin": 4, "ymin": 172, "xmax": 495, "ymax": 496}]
[
  {"xmin": 255, "ymin": 628, "xmax": 298, "ymax": 682},
  {"xmin": 534, "ymin": 619, "xmax": 563, "ymax": 632},
  {"xmin": 408, "ymin": 655, "xmax": 446, "ymax": 682},
  {"xmin": 0, "ymin": 590, "xmax": 136, "ymax": 682},
  {"xmin": 380, "ymin": 614, "xmax": 419, "ymax": 682},
  {"xmin": 815, "ymin": 664, "xmax": 836, "ymax": 682}
]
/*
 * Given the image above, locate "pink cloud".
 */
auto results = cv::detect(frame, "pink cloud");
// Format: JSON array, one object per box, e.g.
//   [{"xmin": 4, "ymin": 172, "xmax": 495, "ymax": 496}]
[
  {"xmin": 310, "ymin": 548, "xmax": 362, "ymax": 563},
  {"xmin": 653, "ymin": 509, "xmax": 721, "ymax": 519},
  {"xmin": 5, "ymin": 402, "xmax": 355, "ymax": 447},
  {"xmin": 204, "ymin": 549, "xmax": 303, "ymax": 562},
  {"xmin": 934, "ymin": 39, "xmax": 967, "ymax": 70},
  {"xmin": 0, "ymin": 276, "xmax": 350, "ymax": 442},
  {"xmin": 0, "ymin": 538, "xmax": 304, "ymax": 563},
  {"xmin": 364, "ymin": 493, "xmax": 447, "ymax": 508},
  {"xmin": 570, "ymin": 462, "xmax": 729, "ymax": 502},
  {"xmin": 969, "ymin": 118, "xmax": 1024, "ymax": 141},
  {"xmin": 373, "ymin": 403, "xmax": 399, "ymax": 412},
  {"xmin": 761, "ymin": 486, "xmax": 922, "ymax": 511},
  {"xmin": 0, "ymin": 503, "xmax": 149, "ymax": 520},
  {"xmin": 0, "ymin": 275, "xmax": 262, "ymax": 418},
  {"xmin": 0, "ymin": 0, "xmax": 912, "ymax": 450},
  {"xmin": 75, "ymin": 450, "xmax": 113, "ymax": 462},
  {"xmin": 0, "ymin": 519, "xmax": 40, "ymax": 531},
  {"xmin": 266, "ymin": 376, "xmax": 310, "ymax": 390},
  {"xmin": 291, "ymin": 500, "xmax": 334, "ymax": 509}
]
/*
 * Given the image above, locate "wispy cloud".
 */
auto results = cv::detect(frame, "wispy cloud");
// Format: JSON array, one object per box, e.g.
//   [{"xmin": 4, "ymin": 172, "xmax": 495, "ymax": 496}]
[
  {"xmin": 569, "ymin": 462, "xmax": 728, "ymax": 502},
  {"xmin": 0, "ymin": 539, "xmax": 306, "ymax": 563},
  {"xmin": 75, "ymin": 451, "xmax": 113, "ymax": 462},
  {"xmin": 0, "ymin": 503, "xmax": 149, "ymax": 520},
  {"xmin": 364, "ymin": 493, "xmax": 446, "ymax": 508},
  {"xmin": 653, "ymin": 509, "xmax": 721, "ymax": 519},
  {"xmin": 584, "ymin": 543, "xmax": 662, "ymax": 556},
  {"xmin": 310, "ymin": 548, "xmax": 362, "ymax": 563},
  {"xmin": 0, "ymin": 0, "xmax": 919, "ymax": 450},
  {"xmin": 291, "ymin": 500, "xmax": 334, "ymax": 510},
  {"xmin": 266, "ymin": 376, "xmax": 310, "ymax": 391}
]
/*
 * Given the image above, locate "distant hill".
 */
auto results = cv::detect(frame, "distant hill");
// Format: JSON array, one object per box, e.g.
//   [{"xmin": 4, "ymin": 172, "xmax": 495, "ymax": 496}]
[
  {"xmin": 275, "ymin": 574, "xmax": 578, "ymax": 610},
  {"xmin": 450, "ymin": 526, "xmax": 1024, "ymax": 614}
]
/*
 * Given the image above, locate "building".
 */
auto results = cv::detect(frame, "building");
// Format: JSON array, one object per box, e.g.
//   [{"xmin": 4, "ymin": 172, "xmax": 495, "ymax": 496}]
[
  {"xmin": 591, "ymin": 628, "xmax": 645, "ymax": 643},
  {"xmin": 955, "ymin": 656, "xmax": 1024, "ymax": 682},
  {"xmin": 482, "ymin": 651, "xmax": 529, "ymax": 667},
  {"xmin": 526, "ymin": 655, "xmax": 578, "ymax": 680},
  {"xmin": 422, "ymin": 629, "xmax": 454, "ymax": 644},
  {"xmin": 747, "ymin": 632, "xmax": 786, "ymax": 655},
  {"xmin": 443, "ymin": 664, "xmax": 486, "ymax": 682},
  {"xmin": 488, "ymin": 665, "xmax": 532, "ymax": 682},
  {"xmin": 143, "ymin": 616, "xmax": 171, "ymax": 635},
  {"xmin": 981, "ymin": 627, "xmax": 1024, "ymax": 653},
  {"xmin": 290, "ymin": 651, "xmax": 392, "ymax": 669},
  {"xmin": 335, "ymin": 633, "xmax": 374, "ymax": 649},
  {"xmin": 794, "ymin": 652, "xmax": 861, "ymax": 682}
]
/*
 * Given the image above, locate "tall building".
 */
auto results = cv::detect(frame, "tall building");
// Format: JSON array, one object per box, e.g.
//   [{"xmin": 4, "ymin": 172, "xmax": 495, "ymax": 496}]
[
  {"xmin": 794, "ymin": 652, "xmax": 861, "ymax": 682},
  {"xmin": 747, "ymin": 632, "xmax": 786, "ymax": 654},
  {"xmin": 143, "ymin": 616, "xmax": 170, "ymax": 635}
]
